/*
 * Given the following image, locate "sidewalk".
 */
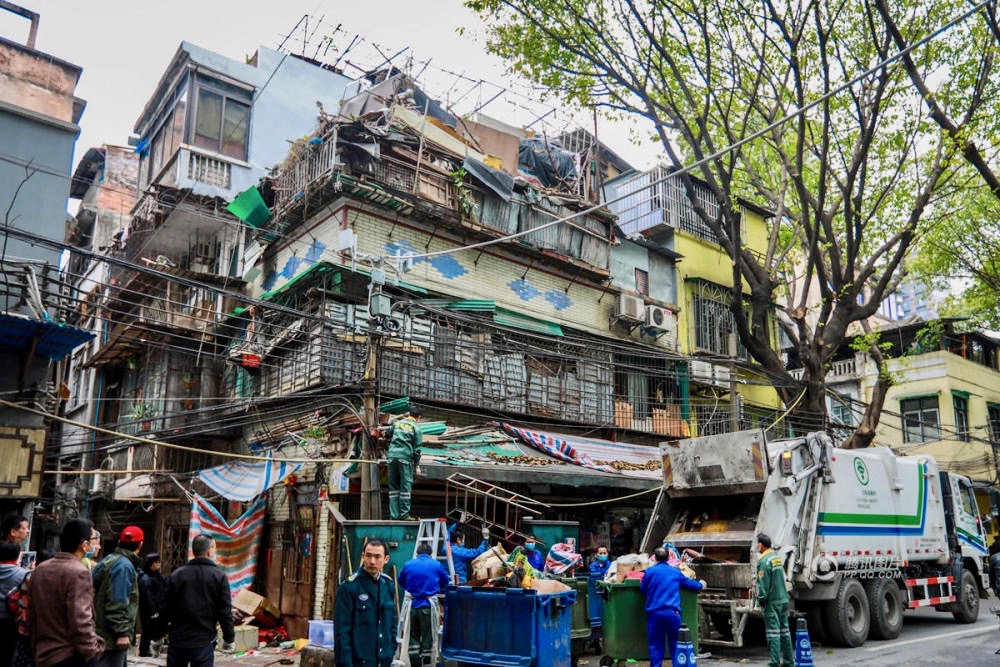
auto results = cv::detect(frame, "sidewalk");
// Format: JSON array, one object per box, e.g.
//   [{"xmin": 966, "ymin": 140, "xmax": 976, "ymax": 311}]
[{"xmin": 131, "ymin": 646, "xmax": 300, "ymax": 667}]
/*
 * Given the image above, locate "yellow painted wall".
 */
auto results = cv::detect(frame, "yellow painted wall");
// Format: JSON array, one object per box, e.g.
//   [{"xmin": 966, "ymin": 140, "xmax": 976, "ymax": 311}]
[{"xmin": 870, "ymin": 351, "xmax": 1000, "ymax": 483}]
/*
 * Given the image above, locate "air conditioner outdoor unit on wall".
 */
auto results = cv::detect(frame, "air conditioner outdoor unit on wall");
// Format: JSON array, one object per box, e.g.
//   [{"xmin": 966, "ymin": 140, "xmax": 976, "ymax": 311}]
[
  {"xmin": 615, "ymin": 294, "xmax": 645, "ymax": 322},
  {"xmin": 644, "ymin": 305, "xmax": 676, "ymax": 332}
]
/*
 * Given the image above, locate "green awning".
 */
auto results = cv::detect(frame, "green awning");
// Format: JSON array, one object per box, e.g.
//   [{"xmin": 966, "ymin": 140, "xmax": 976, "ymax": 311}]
[
  {"xmin": 416, "ymin": 299, "xmax": 496, "ymax": 312},
  {"xmin": 493, "ymin": 308, "xmax": 563, "ymax": 336},
  {"xmin": 952, "ymin": 389, "xmax": 972, "ymax": 399}
]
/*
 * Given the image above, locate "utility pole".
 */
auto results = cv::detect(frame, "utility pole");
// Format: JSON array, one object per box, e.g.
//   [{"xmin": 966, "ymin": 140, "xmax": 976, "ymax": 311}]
[
  {"xmin": 360, "ymin": 319, "xmax": 383, "ymax": 520},
  {"xmin": 728, "ymin": 332, "xmax": 740, "ymax": 432}
]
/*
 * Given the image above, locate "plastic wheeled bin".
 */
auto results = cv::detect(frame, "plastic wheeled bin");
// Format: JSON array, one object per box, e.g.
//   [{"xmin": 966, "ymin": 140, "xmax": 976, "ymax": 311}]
[
  {"xmin": 441, "ymin": 585, "xmax": 576, "ymax": 667},
  {"xmin": 597, "ymin": 579, "xmax": 699, "ymax": 666},
  {"xmin": 563, "ymin": 577, "xmax": 597, "ymax": 666}
]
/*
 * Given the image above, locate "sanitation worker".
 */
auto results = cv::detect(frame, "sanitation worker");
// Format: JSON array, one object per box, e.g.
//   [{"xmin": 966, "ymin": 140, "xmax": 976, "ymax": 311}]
[
  {"xmin": 756, "ymin": 533, "xmax": 794, "ymax": 667},
  {"xmin": 398, "ymin": 543, "xmax": 449, "ymax": 665},
  {"xmin": 379, "ymin": 406, "xmax": 423, "ymax": 520},
  {"xmin": 334, "ymin": 539, "xmax": 398, "ymax": 667},
  {"xmin": 448, "ymin": 523, "xmax": 490, "ymax": 583},
  {"xmin": 640, "ymin": 547, "xmax": 703, "ymax": 667},
  {"xmin": 589, "ymin": 545, "xmax": 611, "ymax": 579}
]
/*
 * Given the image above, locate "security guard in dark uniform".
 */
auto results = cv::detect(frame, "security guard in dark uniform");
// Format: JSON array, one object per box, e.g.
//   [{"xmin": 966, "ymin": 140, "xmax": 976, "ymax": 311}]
[
  {"xmin": 756, "ymin": 533, "xmax": 794, "ymax": 667},
  {"xmin": 334, "ymin": 539, "xmax": 398, "ymax": 667}
]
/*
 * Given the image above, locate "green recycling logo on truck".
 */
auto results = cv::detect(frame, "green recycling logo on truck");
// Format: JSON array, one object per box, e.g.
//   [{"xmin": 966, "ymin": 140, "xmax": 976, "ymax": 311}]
[{"xmin": 854, "ymin": 457, "xmax": 870, "ymax": 486}]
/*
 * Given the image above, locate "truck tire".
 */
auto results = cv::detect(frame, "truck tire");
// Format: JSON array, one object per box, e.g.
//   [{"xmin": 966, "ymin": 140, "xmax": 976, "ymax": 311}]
[
  {"xmin": 824, "ymin": 578, "xmax": 870, "ymax": 647},
  {"xmin": 952, "ymin": 569, "xmax": 979, "ymax": 624},
  {"xmin": 865, "ymin": 578, "xmax": 903, "ymax": 640}
]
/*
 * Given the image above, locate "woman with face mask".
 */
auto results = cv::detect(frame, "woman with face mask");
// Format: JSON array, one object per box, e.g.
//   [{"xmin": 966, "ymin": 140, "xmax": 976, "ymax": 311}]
[{"xmin": 81, "ymin": 529, "xmax": 101, "ymax": 570}]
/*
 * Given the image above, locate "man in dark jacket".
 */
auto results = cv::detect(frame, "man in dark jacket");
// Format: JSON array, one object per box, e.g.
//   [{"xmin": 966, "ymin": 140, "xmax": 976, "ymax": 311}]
[
  {"xmin": 27, "ymin": 519, "xmax": 105, "ymax": 667},
  {"xmin": 165, "ymin": 535, "xmax": 235, "ymax": 667},
  {"xmin": 334, "ymin": 538, "xmax": 398, "ymax": 667},
  {"xmin": 138, "ymin": 553, "xmax": 168, "ymax": 657},
  {"xmin": 92, "ymin": 526, "xmax": 144, "ymax": 667}
]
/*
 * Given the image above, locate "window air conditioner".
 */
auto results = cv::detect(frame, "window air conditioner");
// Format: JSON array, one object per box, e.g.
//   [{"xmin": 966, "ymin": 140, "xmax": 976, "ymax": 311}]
[{"xmin": 615, "ymin": 294, "xmax": 645, "ymax": 322}]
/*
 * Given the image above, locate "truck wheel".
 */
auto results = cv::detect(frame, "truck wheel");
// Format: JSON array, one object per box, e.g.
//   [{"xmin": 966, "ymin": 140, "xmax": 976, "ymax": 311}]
[
  {"xmin": 865, "ymin": 578, "xmax": 903, "ymax": 640},
  {"xmin": 824, "ymin": 578, "xmax": 870, "ymax": 647},
  {"xmin": 952, "ymin": 569, "xmax": 979, "ymax": 624}
]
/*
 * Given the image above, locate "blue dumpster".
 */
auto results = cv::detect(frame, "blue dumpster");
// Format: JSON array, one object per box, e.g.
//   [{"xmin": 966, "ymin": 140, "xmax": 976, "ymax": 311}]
[{"xmin": 442, "ymin": 585, "xmax": 577, "ymax": 667}]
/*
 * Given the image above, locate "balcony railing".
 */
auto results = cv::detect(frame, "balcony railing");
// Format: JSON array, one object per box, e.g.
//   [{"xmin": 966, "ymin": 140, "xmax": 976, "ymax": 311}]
[
  {"xmin": 788, "ymin": 356, "xmax": 860, "ymax": 382},
  {"xmin": 273, "ymin": 126, "xmax": 341, "ymax": 213}
]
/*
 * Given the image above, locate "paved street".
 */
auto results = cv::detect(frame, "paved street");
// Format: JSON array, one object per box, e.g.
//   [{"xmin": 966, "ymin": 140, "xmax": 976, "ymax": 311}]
[{"xmin": 573, "ymin": 603, "xmax": 1000, "ymax": 666}]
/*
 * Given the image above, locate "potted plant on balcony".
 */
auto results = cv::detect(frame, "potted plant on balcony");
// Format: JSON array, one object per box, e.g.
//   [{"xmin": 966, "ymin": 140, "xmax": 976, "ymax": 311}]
[{"xmin": 130, "ymin": 401, "xmax": 156, "ymax": 432}]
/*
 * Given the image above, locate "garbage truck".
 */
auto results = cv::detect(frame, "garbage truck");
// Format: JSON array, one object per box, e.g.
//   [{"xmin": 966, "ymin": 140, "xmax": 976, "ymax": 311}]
[{"xmin": 640, "ymin": 429, "xmax": 991, "ymax": 648}]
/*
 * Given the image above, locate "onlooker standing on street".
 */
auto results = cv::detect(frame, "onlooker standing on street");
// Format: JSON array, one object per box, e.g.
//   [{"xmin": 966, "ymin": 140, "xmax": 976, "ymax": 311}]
[
  {"xmin": 81, "ymin": 531, "xmax": 102, "ymax": 571},
  {"xmin": 447, "ymin": 524, "xmax": 490, "ymax": 584},
  {"xmin": 397, "ymin": 543, "xmax": 449, "ymax": 665},
  {"xmin": 27, "ymin": 518, "xmax": 105, "ymax": 667},
  {"xmin": 9, "ymin": 550, "xmax": 55, "ymax": 667},
  {"xmin": 640, "ymin": 547, "xmax": 704, "ymax": 667},
  {"xmin": 756, "ymin": 534, "xmax": 794, "ymax": 667},
  {"xmin": 334, "ymin": 538, "xmax": 398, "ymax": 667},
  {"xmin": 1, "ymin": 540, "xmax": 30, "ymax": 667},
  {"xmin": 92, "ymin": 527, "xmax": 144, "ymax": 667},
  {"xmin": 164, "ymin": 535, "xmax": 235, "ymax": 667},
  {"xmin": 2, "ymin": 514, "xmax": 29, "ymax": 547},
  {"xmin": 379, "ymin": 406, "xmax": 423, "ymax": 520},
  {"xmin": 137, "ymin": 553, "xmax": 168, "ymax": 657}
]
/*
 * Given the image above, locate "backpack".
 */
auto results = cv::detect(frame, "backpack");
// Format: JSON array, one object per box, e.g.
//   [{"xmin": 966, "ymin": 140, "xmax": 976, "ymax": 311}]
[{"xmin": 5, "ymin": 571, "xmax": 30, "ymax": 636}]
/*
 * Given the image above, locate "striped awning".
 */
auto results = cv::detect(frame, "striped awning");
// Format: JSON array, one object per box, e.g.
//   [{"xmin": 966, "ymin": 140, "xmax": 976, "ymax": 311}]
[{"xmin": 500, "ymin": 423, "xmax": 660, "ymax": 479}]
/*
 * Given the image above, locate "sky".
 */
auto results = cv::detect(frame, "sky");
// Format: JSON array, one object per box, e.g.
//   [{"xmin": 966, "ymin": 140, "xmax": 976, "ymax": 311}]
[{"xmin": 2, "ymin": 0, "xmax": 660, "ymax": 175}]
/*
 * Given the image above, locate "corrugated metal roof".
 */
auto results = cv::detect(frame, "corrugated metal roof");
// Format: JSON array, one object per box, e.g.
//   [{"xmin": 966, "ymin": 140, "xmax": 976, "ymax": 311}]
[{"xmin": 0, "ymin": 313, "xmax": 94, "ymax": 361}]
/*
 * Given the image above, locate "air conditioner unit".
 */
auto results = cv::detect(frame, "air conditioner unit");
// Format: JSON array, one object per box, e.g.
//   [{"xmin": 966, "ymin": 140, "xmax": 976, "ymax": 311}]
[
  {"xmin": 644, "ymin": 305, "xmax": 676, "ymax": 332},
  {"xmin": 690, "ymin": 360, "xmax": 731, "ymax": 388},
  {"xmin": 615, "ymin": 294, "xmax": 645, "ymax": 322}
]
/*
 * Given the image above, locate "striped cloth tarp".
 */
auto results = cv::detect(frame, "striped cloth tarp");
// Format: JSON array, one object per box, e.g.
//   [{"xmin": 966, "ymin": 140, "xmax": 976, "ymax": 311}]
[
  {"xmin": 188, "ymin": 493, "xmax": 267, "ymax": 596},
  {"xmin": 197, "ymin": 454, "xmax": 302, "ymax": 502},
  {"xmin": 500, "ymin": 423, "xmax": 660, "ymax": 478}
]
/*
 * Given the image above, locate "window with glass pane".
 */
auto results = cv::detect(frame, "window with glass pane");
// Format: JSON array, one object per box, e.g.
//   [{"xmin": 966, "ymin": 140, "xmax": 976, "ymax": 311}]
[
  {"xmin": 221, "ymin": 100, "xmax": 250, "ymax": 159},
  {"xmin": 900, "ymin": 396, "xmax": 940, "ymax": 443},
  {"xmin": 988, "ymin": 404, "xmax": 1000, "ymax": 441},
  {"xmin": 952, "ymin": 394, "xmax": 970, "ymax": 442},
  {"xmin": 193, "ymin": 88, "xmax": 223, "ymax": 151}
]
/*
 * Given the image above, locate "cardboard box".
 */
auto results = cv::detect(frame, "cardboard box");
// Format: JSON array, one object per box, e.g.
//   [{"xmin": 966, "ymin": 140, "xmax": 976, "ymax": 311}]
[
  {"xmin": 232, "ymin": 588, "xmax": 280, "ymax": 627},
  {"xmin": 218, "ymin": 624, "xmax": 258, "ymax": 651},
  {"xmin": 470, "ymin": 544, "xmax": 508, "ymax": 581},
  {"xmin": 614, "ymin": 401, "xmax": 633, "ymax": 429},
  {"xmin": 615, "ymin": 560, "xmax": 649, "ymax": 583}
]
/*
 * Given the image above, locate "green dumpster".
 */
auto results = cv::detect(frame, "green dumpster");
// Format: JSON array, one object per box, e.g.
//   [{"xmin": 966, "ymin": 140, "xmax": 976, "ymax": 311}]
[
  {"xmin": 598, "ymin": 579, "xmax": 699, "ymax": 663},
  {"xmin": 562, "ymin": 577, "xmax": 595, "ymax": 667}
]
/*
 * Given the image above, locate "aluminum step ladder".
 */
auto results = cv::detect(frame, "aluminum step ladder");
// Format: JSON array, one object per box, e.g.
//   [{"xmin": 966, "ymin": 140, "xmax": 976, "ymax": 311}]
[{"xmin": 393, "ymin": 519, "xmax": 455, "ymax": 667}]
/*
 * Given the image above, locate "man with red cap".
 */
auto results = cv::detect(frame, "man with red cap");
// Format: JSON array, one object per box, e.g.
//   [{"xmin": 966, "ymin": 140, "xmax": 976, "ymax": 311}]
[{"xmin": 92, "ymin": 526, "xmax": 144, "ymax": 667}]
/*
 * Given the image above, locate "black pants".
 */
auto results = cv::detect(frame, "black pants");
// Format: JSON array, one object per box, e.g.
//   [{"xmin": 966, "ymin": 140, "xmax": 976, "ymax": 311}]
[
  {"xmin": 1, "ymin": 619, "xmax": 18, "ymax": 667},
  {"xmin": 166, "ymin": 643, "xmax": 215, "ymax": 667},
  {"xmin": 408, "ymin": 607, "xmax": 434, "ymax": 664},
  {"xmin": 139, "ymin": 616, "xmax": 165, "ymax": 656}
]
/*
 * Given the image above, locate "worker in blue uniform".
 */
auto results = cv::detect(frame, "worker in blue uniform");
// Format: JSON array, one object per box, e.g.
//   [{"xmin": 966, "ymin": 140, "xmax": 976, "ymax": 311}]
[
  {"xmin": 334, "ymin": 539, "xmax": 398, "ymax": 667},
  {"xmin": 589, "ymin": 545, "xmax": 611, "ymax": 578},
  {"xmin": 523, "ymin": 536, "xmax": 545, "ymax": 572},
  {"xmin": 398, "ymin": 543, "xmax": 449, "ymax": 666},
  {"xmin": 447, "ymin": 523, "xmax": 491, "ymax": 583},
  {"xmin": 640, "ymin": 547, "xmax": 704, "ymax": 667}
]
